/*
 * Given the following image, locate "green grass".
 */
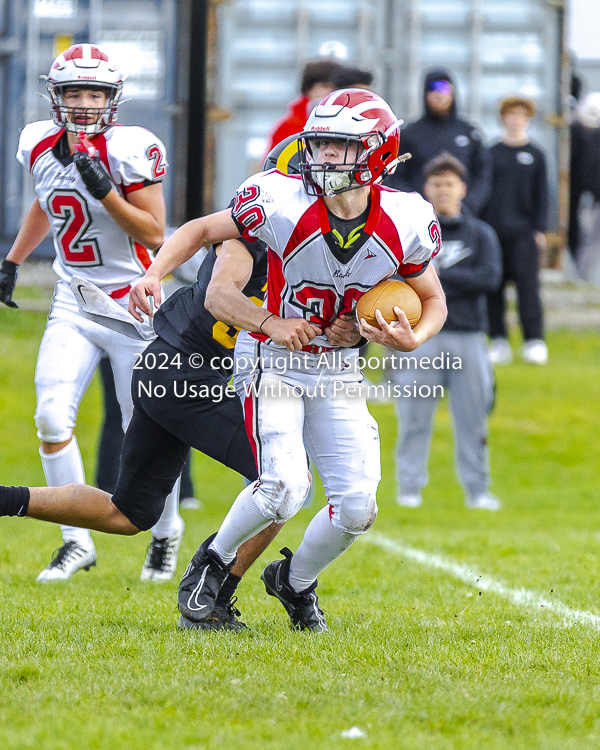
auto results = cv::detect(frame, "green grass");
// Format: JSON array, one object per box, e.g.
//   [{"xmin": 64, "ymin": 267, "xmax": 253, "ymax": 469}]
[{"xmin": 1, "ymin": 307, "xmax": 600, "ymax": 749}]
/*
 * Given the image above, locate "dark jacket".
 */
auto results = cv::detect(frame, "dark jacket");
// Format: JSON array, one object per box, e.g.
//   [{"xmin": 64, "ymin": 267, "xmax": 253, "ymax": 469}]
[
  {"xmin": 434, "ymin": 210, "xmax": 502, "ymax": 333},
  {"xmin": 384, "ymin": 69, "xmax": 492, "ymax": 215},
  {"xmin": 481, "ymin": 141, "xmax": 549, "ymax": 237},
  {"xmin": 570, "ymin": 121, "xmax": 600, "ymax": 201}
]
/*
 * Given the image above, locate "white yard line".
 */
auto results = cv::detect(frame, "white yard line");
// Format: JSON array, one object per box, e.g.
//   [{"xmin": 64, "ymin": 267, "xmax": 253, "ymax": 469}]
[{"xmin": 366, "ymin": 531, "xmax": 600, "ymax": 627}]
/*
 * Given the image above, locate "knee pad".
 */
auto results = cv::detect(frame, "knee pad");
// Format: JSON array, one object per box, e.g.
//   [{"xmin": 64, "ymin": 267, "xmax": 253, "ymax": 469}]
[
  {"xmin": 35, "ymin": 395, "xmax": 74, "ymax": 443},
  {"xmin": 337, "ymin": 493, "xmax": 379, "ymax": 534},
  {"xmin": 254, "ymin": 472, "xmax": 311, "ymax": 522}
]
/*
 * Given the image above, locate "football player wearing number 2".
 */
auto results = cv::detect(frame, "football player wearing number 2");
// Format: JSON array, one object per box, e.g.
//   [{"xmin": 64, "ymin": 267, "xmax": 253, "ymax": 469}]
[
  {"xmin": 0, "ymin": 44, "xmax": 183, "ymax": 582},
  {"xmin": 129, "ymin": 89, "xmax": 447, "ymax": 632}
]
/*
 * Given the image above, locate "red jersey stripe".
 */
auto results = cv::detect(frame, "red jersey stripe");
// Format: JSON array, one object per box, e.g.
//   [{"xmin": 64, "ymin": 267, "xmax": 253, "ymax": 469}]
[
  {"xmin": 134, "ymin": 242, "xmax": 152, "ymax": 270},
  {"xmin": 364, "ymin": 186, "xmax": 380, "ymax": 235},
  {"xmin": 30, "ymin": 130, "xmax": 65, "ymax": 172},
  {"xmin": 266, "ymin": 247, "xmax": 286, "ymax": 316},
  {"xmin": 243, "ymin": 387, "xmax": 259, "ymax": 464},
  {"xmin": 282, "ymin": 201, "xmax": 321, "ymax": 260},
  {"xmin": 109, "ymin": 285, "xmax": 131, "ymax": 299},
  {"xmin": 371, "ymin": 189, "xmax": 404, "ymax": 265},
  {"xmin": 250, "ymin": 248, "xmax": 285, "ymax": 342},
  {"xmin": 123, "ymin": 181, "xmax": 146, "ymax": 195},
  {"xmin": 89, "ymin": 132, "xmax": 112, "ymax": 177}
]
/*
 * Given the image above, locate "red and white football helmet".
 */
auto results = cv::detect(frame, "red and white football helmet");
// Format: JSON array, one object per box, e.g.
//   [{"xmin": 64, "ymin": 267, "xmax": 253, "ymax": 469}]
[
  {"xmin": 45, "ymin": 44, "xmax": 124, "ymax": 135},
  {"xmin": 298, "ymin": 89, "xmax": 404, "ymax": 196}
]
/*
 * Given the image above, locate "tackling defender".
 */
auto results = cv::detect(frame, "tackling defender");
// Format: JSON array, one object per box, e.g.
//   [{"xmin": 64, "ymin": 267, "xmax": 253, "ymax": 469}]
[
  {"xmin": 128, "ymin": 89, "xmax": 448, "ymax": 631},
  {"xmin": 0, "ymin": 44, "xmax": 183, "ymax": 582},
  {"xmin": 0, "ymin": 138, "xmax": 359, "ymax": 629}
]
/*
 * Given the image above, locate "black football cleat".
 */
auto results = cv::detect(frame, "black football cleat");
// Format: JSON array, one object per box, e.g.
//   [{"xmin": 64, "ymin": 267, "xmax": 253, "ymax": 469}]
[
  {"xmin": 178, "ymin": 597, "xmax": 248, "ymax": 632},
  {"xmin": 178, "ymin": 533, "xmax": 236, "ymax": 623},
  {"xmin": 260, "ymin": 547, "xmax": 328, "ymax": 633}
]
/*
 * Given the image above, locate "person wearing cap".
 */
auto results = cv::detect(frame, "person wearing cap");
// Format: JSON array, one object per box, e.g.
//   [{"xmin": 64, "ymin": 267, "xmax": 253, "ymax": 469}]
[
  {"xmin": 384, "ymin": 68, "xmax": 491, "ymax": 216},
  {"xmin": 483, "ymin": 95, "xmax": 549, "ymax": 366}
]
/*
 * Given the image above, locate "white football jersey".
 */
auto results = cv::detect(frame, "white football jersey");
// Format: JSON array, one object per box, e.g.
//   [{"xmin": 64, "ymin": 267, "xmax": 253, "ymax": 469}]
[
  {"xmin": 232, "ymin": 170, "xmax": 441, "ymax": 348},
  {"xmin": 17, "ymin": 121, "xmax": 168, "ymax": 292}
]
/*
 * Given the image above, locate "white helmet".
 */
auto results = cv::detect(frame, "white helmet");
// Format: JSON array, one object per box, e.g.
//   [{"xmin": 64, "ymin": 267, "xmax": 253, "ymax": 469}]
[
  {"xmin": 298, "ymin": 89, "xmax": 403, "ymax": 196},
  {"xmin": 46, "ymin": 44, "xmax": 124, "ymax": 135}
]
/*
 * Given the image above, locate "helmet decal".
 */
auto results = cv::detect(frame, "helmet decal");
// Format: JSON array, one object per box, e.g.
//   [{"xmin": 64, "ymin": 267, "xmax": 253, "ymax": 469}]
[
  {"xmin": 262, "ymin": 134, "xmax": 302, "ymax": 175},
  {"xmin": 62, "ymin": 45, "xmax": 109, "ymax": 63}
]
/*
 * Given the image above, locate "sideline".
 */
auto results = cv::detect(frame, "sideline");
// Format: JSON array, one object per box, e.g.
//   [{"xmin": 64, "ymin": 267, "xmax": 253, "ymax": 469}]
[{"xmin": 366, "ymin": 531, "xmax": 600, "ymax": 627}]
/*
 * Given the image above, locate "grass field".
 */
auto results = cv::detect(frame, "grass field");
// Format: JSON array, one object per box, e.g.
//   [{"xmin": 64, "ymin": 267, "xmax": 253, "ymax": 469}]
[{"xmin": 1, "ymin": 305, "xmax": 600, "ymax": 749}]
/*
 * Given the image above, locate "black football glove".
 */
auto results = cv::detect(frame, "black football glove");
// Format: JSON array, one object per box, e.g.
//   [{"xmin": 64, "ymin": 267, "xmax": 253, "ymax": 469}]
[
  {"xmin": 0, "ymin": 259, "xmax": 19, "ymax": 308},
  {"xmin": 73, "ymin": 151, "xmax": 113, "ymax": 200}
]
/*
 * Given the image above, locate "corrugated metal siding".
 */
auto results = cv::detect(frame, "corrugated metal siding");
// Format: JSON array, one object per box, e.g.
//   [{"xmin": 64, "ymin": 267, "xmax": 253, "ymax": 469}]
[
  {"xmin": 0, "ymin": 0, "xmax": 179, "ymax": 257},
  {"xmin": 215, "ymin": 0, "xmax": 562, "ymax": 226}
]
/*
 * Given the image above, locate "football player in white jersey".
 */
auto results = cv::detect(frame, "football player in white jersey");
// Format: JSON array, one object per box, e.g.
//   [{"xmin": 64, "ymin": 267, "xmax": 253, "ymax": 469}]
[
  {"xmin": 0, "ymin": 44, "xmax": 183, "ymax": 582},
  {"xmin": 129, "ymin": 89, "xmax": 448, "ymax": 631}
]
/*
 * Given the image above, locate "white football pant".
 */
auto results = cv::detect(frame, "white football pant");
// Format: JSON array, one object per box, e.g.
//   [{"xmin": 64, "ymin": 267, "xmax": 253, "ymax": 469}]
[
  {"xmin": 233, "ymin": 332, "xmax": 381, "ymax": 535},
  {"xmin": 35, "ymin": 280, "xmax": 181, "ymax": 546}
]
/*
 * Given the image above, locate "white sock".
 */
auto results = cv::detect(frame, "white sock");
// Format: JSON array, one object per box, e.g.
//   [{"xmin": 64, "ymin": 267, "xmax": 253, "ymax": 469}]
[
  {"xmin": 210, "ymin": 483, "xmax": 272, "ymax": 564},
  {"xmin": 150, "ymin": 478, "xmax": 184, "ymax": 539},
  {"xmin": 40, "ymin": 436, "xmax": 93, "ymax": 550},
  {"xmin": 288, "ymin": 506, "xmax": 356, "ymax": 592}
]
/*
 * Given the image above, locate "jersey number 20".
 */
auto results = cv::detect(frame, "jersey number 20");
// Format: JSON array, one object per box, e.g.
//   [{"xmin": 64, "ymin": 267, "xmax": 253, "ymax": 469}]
[{"xmin": 48, "ymin": 190, "xmax": 102, "ymax": 267}]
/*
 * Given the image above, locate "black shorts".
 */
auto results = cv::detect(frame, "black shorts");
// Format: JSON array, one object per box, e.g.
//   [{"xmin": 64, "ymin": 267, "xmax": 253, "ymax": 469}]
[{"xmin": 111, "ymin": 338, "xmax": 258, "ymax": 531}]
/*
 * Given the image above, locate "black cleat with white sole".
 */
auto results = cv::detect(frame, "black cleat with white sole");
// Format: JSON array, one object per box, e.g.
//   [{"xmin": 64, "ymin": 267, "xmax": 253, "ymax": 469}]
[
  {"xmin": 178, "ymin": 533, "xmax": 236, "ymax": 623},
  {"xmin": 178, "ymin": 597, "xmax": 248, "ymax": 632},
  {"xmin": 261, "ymin": 547, "xmax": 328, "ymax": 633}
]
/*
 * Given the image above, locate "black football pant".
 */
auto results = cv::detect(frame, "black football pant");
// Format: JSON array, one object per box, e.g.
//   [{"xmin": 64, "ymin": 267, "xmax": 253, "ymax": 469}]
[
  {"xmin": 487, "ymin": 231, "xmax": 544, "ymax": 341},
  {"xmin": 96, "ymin": 355, "xmax": 196, "ymax": 498},
  {"xmin": 110, "ymin": 338, "xmax": 258, "ymax": 531}
]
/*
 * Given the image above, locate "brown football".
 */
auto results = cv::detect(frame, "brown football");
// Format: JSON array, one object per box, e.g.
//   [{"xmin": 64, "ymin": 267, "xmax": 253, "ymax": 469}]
[{"xmin": 356, "ymin": 279, "xmax": 422, "ymax": 330}]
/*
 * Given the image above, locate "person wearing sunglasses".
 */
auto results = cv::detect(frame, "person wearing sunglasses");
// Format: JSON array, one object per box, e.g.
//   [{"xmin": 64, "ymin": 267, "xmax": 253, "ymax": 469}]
[{"xmin": 385, "ymin": 68, "xmax": 492, "ymax": 217}]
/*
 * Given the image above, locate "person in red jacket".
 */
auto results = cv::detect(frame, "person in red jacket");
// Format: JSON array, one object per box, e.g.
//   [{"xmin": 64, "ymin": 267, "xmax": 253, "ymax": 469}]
[{"xmin": 264, "ymin": 59, "xmax": 346, "ymax": 154}]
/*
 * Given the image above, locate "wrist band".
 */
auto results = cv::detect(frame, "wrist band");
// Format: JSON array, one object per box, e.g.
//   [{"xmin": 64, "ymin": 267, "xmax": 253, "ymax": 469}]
[{"xmin": 259, "ymin": 313, "xmax": 276, "ymax": 334}]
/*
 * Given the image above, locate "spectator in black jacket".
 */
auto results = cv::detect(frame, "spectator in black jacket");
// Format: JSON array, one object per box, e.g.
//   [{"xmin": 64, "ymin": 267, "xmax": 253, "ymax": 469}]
[
  {"xmin": 483, "ymin": 96, "xmax": 549, "ymax": 366},
  {"xmin": 569, "ymin": 93, "xmax": 600, "ymax": 264},
  {"xmin": 384, "ymin": 68, "xmax": 491, "ymax": 215},
  {"xmin": 389, "ymin": 154, "xmax": 502, "ymax": 511}
]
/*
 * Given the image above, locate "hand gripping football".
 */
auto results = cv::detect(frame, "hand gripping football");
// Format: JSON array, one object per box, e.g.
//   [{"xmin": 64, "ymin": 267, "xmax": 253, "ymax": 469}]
[{"xmin": 356, "ymin": 279, "xmax": 422, "ymax": 329}]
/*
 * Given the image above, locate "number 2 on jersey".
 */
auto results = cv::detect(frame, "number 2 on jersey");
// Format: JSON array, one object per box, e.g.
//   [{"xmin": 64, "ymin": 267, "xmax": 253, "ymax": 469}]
[
  {"xmin": 47, "ymin": 189, "xmax": 102, "ymax": 267},
  {"xmin": 147, "ymin": 144, "xmax": 166, "ymax": 179}
]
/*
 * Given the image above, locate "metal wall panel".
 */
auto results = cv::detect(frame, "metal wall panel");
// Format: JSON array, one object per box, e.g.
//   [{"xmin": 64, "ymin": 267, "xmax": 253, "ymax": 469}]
[
  {"xmin": 215, "ymin": 0, "xmax": 562, "ymax": 226},
  {"xmin": 214, "ymin": 0, "xmax": 385, "ymax": 209},
  {"xmin": 0, "ymin": 0, "xmax": 180, "ymax": 256}
]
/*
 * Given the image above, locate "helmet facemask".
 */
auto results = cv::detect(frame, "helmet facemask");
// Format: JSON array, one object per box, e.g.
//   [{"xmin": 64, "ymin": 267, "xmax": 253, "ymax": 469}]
[
  {"xmin": 46, "ymin": 80, "xmax": 123, "ymax": 136},
  {"xmin": 299, "ymin": 131, "xmax": 392, "ymax": 197}
]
